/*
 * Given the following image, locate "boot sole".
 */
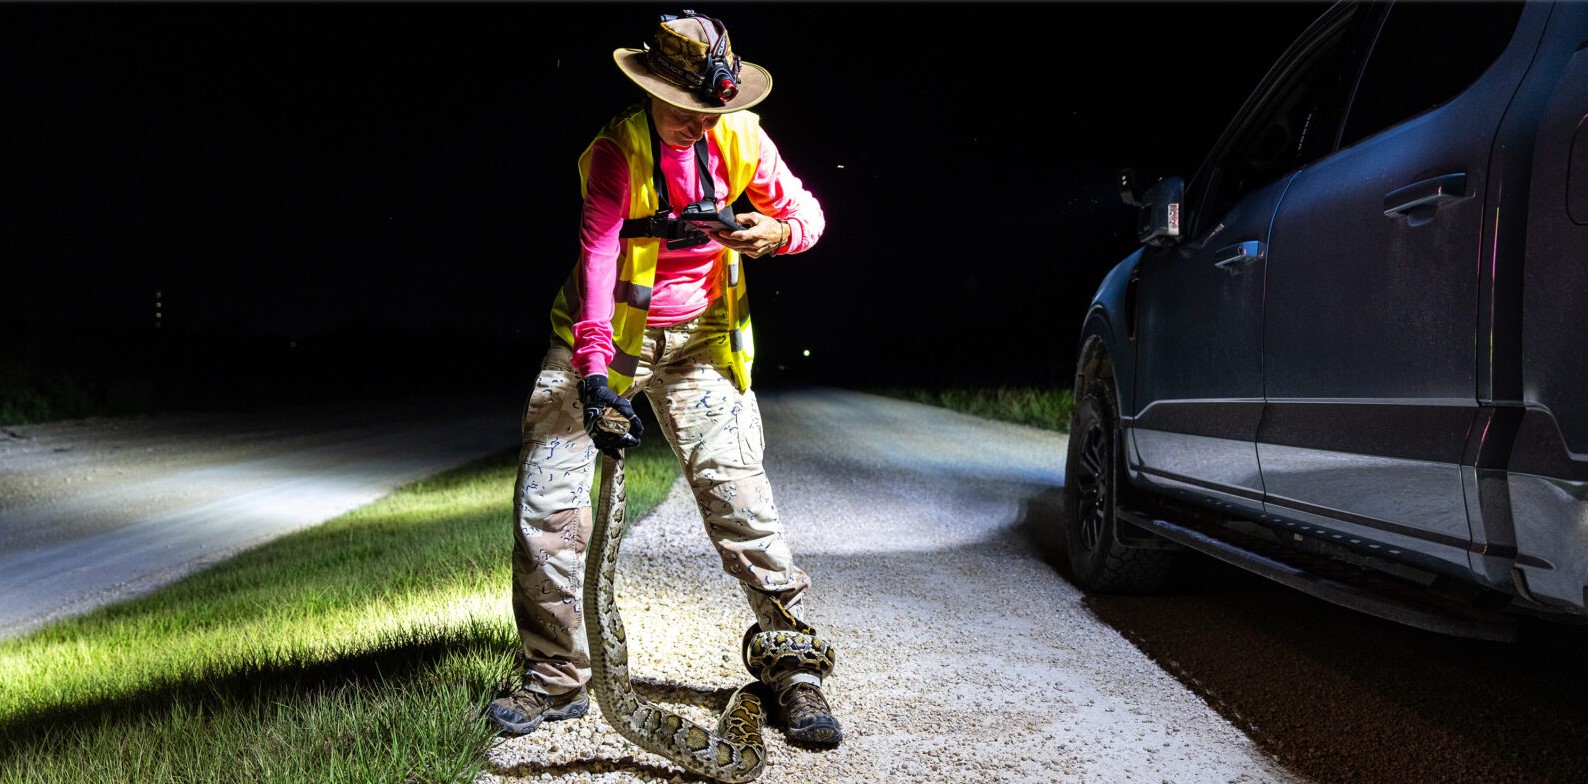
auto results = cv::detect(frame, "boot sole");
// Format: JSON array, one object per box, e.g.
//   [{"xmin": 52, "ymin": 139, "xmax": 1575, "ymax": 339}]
[
  {"xmin": 486, "ymin": 696, "xmax": 589, "ymax": 735},
  {"xmin": 785, "ymin": 716, "xmax": 843, "ymax": 747}
]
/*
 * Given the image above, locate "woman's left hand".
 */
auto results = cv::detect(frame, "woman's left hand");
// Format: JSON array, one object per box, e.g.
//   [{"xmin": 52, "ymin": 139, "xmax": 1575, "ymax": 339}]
[{"xmin": 714, "ymin": 212, "xmax": 786, "ymax": 258}]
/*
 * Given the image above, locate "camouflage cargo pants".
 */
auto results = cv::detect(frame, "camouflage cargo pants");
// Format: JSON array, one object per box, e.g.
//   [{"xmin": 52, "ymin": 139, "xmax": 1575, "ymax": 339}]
[{"xmin": 511, "ymin": 315, "xmax": 816, "ymax": 697}]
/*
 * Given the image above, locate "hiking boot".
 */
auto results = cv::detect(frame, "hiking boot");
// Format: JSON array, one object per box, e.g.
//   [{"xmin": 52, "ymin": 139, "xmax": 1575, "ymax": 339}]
[
  {"xmin": 775, "ymin": 682, "xmax": 842, "ymax": 747},
  {"xmin": 484, "ymin": 687, "xmax": 589, "ymax": 735}
]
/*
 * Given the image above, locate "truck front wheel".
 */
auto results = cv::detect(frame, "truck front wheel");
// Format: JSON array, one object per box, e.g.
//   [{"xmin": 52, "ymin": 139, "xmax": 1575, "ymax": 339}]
[{"xmin": 1064, "ymin": 380, "xmax": 1176, "ymax": 593}]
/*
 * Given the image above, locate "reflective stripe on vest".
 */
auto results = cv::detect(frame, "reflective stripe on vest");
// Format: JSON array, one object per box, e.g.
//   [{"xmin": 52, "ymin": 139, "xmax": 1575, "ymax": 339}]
[{"xmin": 549, "ymin": 103, "xmax": 761, "ymax": 393}]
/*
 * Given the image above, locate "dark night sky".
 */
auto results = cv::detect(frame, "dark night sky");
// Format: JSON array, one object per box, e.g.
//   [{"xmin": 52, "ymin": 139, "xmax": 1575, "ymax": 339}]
[{"xmin": 1, "ymin": 1, "xmax": 1328, "ymax": 400}]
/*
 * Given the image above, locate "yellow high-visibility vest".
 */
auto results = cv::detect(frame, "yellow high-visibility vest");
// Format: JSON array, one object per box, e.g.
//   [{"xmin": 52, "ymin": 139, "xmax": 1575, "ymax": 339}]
[{"xmin": 549, "ymin": 103, "xmax": 760, "ymax": 393}]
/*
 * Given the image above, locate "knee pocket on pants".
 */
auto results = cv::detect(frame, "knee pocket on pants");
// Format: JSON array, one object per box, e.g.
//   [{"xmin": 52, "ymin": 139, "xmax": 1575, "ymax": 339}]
[{"xmin": 738, "ymin": 415, "xmax": 764, "ymax": 466}]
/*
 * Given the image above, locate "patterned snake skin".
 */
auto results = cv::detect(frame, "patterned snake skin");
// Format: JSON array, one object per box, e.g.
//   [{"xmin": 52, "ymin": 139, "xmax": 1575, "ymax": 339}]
[{"xmin": 583, "ymin": 452, "xmax": 835, "ymax": 783}]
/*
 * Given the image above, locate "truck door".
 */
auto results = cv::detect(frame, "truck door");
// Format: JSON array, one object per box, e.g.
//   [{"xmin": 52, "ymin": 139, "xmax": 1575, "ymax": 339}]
[
  {"xmin": 1258, "ymin": 2, "xmax": 1540, "ymax": 574},
  {"xmin": 1129, "ymin": 2, "xmax": 1370, "ymax": 517},
  {"xmin": 1130, "ymin": 183, "xmax": 1279, "ymax": 517}
]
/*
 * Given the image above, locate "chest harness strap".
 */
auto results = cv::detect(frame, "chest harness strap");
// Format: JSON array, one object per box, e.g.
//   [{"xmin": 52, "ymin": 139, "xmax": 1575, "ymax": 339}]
[{"xmin": 618, "ymin": 128, "xmax": 719, "ymax": 250}]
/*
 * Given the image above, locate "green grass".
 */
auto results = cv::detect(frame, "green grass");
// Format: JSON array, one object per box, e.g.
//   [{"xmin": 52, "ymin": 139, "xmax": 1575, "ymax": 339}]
[
  {"xmin": 866, "ymin": 386, "xmax": 1074, "ymax": 433},
  {"xmin": 0, "ymin": 386, "xmax": 1053, "ymax": 782},
  {"xmin": 0, "ymin": 433, "xmax": 682, "ymax": 784},
  {"xmin": 0, "ymin": 362, "xmax": 147, "ymax": 427}
]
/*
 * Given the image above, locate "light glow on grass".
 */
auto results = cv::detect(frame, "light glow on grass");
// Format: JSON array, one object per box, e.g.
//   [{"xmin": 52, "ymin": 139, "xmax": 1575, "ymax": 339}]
[{"xmin": 0, "ymin": 431, "xmax": 683, "ymax": 784}]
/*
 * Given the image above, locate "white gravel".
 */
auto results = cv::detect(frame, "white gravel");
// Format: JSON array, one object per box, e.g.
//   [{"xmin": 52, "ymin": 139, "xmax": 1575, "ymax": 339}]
[{"xmin": 477, "ymin": 387, "xmax": 1309, "ymax": 784}]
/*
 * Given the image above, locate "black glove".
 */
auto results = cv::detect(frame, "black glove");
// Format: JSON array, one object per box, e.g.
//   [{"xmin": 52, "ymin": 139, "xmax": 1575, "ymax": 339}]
[{"xmin": 577, "ymin": 374, "xmax": 643, "ymax": 459}]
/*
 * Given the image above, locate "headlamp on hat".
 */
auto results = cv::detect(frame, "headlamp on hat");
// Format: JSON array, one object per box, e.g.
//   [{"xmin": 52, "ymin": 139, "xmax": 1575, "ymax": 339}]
[
  {"xmin": 653, "ymin": 10, "xmax": 742, "ymax": 106},
  {"xmin": 612, "ymin": 8, "xmax": 772, "ymax": 113},
  {"xmin": 704, "ymin": 56, "xmax": 738, "ymax": 103}
]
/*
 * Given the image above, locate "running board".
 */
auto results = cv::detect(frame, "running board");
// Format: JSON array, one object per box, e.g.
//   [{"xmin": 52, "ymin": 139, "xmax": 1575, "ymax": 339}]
[{"xmin": 1116, "ymin": 508, "xmax": 1518, "ymax": 642}]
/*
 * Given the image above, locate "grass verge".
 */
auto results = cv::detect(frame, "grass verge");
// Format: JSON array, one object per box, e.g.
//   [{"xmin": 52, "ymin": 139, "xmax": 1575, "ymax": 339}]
[
  {"xmin": 866, "ymin": 386, "xmax": 1074, "ymax": 433},
  {"xmin": 0, "ymin": 433, "xmax": 682, "ymax": 784}
]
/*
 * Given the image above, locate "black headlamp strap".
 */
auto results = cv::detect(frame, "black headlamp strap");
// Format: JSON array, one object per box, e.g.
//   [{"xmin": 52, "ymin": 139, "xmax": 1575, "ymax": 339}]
[{"xmin": 700, "ymin": 13, "xmax": 731, "ymax": 73}]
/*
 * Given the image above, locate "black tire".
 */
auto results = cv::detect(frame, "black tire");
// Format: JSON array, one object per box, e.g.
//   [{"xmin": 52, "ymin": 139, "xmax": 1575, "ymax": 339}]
[{"xmin": 1063, "ymin": 379, "xmax": 1177, "ymax": 594}]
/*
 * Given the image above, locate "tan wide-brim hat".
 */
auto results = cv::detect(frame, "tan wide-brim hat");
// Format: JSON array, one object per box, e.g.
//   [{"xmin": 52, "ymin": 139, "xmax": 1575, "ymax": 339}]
[{"xmin": 613, "ymin": 11, "xmax": 772, "ymax": 114}]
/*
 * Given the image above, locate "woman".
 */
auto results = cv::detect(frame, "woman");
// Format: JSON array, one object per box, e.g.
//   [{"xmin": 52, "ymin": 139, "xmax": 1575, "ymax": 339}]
[{"xmin": 486, "ymin": 9, "xmax": 841, "ymax": 748}]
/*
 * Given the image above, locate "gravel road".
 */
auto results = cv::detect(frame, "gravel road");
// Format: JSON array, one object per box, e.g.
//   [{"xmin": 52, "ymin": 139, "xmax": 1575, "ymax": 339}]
[{"xmin": 478, "ymin": 387, "xmax": 1307, "ymax": 784}]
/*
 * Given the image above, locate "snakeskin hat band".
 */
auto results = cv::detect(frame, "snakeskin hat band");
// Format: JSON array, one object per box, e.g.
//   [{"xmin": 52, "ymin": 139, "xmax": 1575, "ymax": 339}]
[{"xmin": 613, "ymin": 10, "xmax": 772, "ymax": 114}]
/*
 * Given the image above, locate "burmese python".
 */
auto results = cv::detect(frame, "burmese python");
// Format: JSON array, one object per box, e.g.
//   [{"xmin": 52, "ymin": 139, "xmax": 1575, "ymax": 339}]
[{"xmin": 583, "ymin": 449, "xmax": 836, "ymax": 784}]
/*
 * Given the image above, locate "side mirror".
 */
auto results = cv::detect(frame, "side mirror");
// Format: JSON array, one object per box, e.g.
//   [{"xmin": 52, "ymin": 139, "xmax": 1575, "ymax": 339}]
[{"xmin": 1118, "ymin": 169, "xmax": 1185, "ymax": 248}]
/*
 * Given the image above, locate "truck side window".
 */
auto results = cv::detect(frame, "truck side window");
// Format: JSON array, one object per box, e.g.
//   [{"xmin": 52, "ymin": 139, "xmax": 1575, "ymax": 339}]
[
  {"xmin": 1199, "ymin": 6, "xmax": 1373, "ymax": 222},
  {"xmin": 1339, "ymin": 1, "xmax": 1523, "ymax": 148}
]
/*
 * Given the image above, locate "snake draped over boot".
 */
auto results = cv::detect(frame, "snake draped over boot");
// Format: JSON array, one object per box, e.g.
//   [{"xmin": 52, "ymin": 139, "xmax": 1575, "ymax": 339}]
[{"xmin": 740, "ymin": 599, "xmax": 841, "ymax": 746}]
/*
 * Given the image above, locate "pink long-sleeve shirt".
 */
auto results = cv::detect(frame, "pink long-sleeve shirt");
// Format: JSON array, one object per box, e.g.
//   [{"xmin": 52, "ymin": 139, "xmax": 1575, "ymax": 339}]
[{"xmin": 569, "ymin": 121, "xmax": 825, "ymax": 380}]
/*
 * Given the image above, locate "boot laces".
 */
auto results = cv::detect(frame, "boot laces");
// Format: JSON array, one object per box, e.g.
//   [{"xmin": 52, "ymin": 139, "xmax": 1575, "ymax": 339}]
[{"xmin": 780, "ymin": 683, "xmax": 831, "ymax": 719}]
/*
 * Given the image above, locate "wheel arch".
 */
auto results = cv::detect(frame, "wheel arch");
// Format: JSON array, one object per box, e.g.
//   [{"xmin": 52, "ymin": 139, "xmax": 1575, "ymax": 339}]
[{"xmin": 1072, "ymin": 252, "xmax": 1141, "ymax": 421}]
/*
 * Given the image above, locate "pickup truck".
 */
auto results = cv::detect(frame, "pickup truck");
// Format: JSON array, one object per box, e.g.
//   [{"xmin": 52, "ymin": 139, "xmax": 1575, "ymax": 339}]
[{"xmin": 1064, "ymin": 0, "xmax": 1588, "ymax": 642}]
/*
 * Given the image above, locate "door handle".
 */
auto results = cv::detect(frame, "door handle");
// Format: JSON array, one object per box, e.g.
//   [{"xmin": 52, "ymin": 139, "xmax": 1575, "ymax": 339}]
[
  {"xmin": 1212, "ymin": 240, "xmax": 1264, "ymax": 275},
  {"xmin": 1383, "ymin": 173, "xmax": 1468, "ymax": 217}
]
